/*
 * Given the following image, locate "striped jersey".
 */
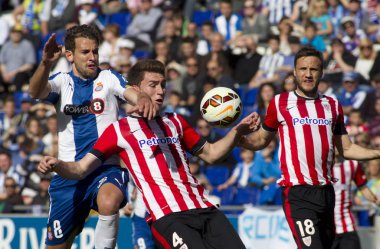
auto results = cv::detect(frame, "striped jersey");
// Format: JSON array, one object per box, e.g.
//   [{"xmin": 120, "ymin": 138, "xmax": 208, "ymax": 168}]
[
  {"xmin": 263, "ymin": 91, "xmax": 347, "ymax": 186},
  {"xmin": 45, "ymin": 69, "xmax": 127, "ymax": 161},
  {"xmin": 91, "ymin": 113, "xmax": 215, "ymax": 221},
  {"xmin": 332, "ymin": 160, "xmax": 367, "ymax": 234}
]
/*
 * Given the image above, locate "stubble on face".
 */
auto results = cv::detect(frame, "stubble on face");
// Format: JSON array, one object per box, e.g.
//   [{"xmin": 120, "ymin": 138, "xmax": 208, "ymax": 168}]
[{"xmin": 294, "ymin": 56, "xmax": 322, "ymax": 98}]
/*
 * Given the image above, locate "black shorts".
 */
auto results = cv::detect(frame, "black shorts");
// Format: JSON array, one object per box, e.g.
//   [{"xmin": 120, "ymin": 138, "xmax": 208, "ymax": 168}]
[
  {"xmin": 151, "ymin": 207, "xmax": 246, "ymax": 249},
  {"xmin": 332, "ymin": 231, "xmax": 361, "ymax": 249},
  {"xmin": 282, "ymin": 185, "xmax": 335, "ymax": 249}
]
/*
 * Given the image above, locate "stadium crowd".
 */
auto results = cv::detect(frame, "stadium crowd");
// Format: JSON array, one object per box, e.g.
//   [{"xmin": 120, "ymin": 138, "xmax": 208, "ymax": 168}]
[{"xmin": 1, "ymin": 0, "xmax": 380, "ymax": 227}]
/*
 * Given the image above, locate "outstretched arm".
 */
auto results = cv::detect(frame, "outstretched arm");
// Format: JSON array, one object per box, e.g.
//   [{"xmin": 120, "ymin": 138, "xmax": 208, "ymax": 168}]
[
  {"xmin": 239, "ymin": 126, "xmax": 276, "ymax": 151},
  {"xmin": 38, "ymin": 153, "xmax": 102, "ymax": 180},
  {"xmin": 196, "ymin": 112, "xmax": 259, "ymax": 164},
  {"xmin": 29, "ymin": 34, "xmax": 62, "ymax": 99},
  {"xmin": 335, "ymin": 134, "xmax": 380, "ymax": 161},
  {"xmin": 359, "ymin": 186, "xmax": 380, "ymax": 206}
]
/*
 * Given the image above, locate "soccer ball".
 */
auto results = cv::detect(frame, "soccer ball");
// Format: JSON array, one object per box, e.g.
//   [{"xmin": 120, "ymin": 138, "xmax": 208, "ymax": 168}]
[{"xmin": 200, "ymin": 87, "xmax": 242, "ymax": 128}]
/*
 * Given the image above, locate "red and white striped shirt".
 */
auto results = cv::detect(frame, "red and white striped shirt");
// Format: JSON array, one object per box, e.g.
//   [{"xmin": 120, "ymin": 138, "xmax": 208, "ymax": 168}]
[
  {"xmin": 91, "ymin": 113, "xmax": 214, "ymax": 221},
  {"xmin": 332, "ymin": 160, "xmax": 367, "ymax": 234},
  {"xmin": 263, "ymin": 91, "xmax": 347, "ymax": 186}
]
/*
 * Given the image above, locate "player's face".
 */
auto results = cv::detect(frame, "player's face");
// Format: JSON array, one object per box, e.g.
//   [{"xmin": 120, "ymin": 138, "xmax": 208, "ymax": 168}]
[
  {"xmin": 67, "ymin": 37, "xmax": 99, "ymax": 79},
  {"xmin": 139, "ymin": 72, "xmax": 166, "ymax": 110},
  {"xmin": 294, "ymin": 56, "xmax": 322, "ymax": 98}
]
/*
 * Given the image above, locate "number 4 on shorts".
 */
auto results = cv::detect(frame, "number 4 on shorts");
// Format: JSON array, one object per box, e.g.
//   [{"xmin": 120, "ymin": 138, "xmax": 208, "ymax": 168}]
[{"xmin": 172, "ymin": 232, "xmax": 188, "ymax": 249}]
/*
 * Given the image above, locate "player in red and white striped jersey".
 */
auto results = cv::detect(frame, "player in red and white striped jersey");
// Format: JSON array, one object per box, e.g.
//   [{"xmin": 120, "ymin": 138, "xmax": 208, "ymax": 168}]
[
  {"xmin": 332, "ymin": 158, "xmax": 380, "ymax": 249},
  {"xmin": 240, "ymin": 47, "xmax": 380, "ymax": 249},
  {"xmin": 38, "ymin": 59, "xmax": 260, "ymax": 249}
]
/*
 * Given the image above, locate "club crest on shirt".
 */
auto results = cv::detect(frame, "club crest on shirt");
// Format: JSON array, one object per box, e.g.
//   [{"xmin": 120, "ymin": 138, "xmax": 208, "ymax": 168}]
[
  {"xmin": 47, "ymin": 227, "xmax": 53, "ymax": 240},
  {"xmin": 323, "ymin": 103, "xmax": 331, "ymax": 112},
  {"xmin": 302, "ymin": 236, "xmax": 311, "ymax": 247},
  {"xmin": 95, "ymin": 82, "xmax": 103, "ymax": 92}
]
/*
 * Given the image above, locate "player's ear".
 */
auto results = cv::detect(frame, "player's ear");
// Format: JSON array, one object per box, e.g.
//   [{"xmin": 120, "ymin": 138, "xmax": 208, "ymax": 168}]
[{"xmin": 65, "ymin": 50, "xmax": 74, "ymax": 63}]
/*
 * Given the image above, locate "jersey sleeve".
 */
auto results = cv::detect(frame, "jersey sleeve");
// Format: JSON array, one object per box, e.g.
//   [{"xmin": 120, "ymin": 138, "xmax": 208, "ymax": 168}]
[
  {"xmin": 333, "ymin": 101, "xmax": 348, "ymax": 135},
  {"xmin": 44, "ymin": 72, "xmax": 62, "ymax": 104},
  {"xmin": 263, "ymin": 97, "xmax": 279, "ymax": 132},
  {"xmin": 176, "ymin": 114, "xmax": 207, "ymax": 155},
  {"xmin": 109, "ymin": 70, "xmax": 128, "ymax": 101},
  {"xmin": 354, "ymin": 163, "xmax": 367, "ymax": 188},
  {"xmin": 90, "ymin": 123, "xmax": 122, "ymax": 162}
]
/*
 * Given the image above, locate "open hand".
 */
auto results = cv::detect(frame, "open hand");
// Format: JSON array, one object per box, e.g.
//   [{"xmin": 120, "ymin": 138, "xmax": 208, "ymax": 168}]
[
  {"xmin": 41, "ymin": 34, "xmax": 62, "ymax": 65},
  {"xmin": 235, "ymin": 112, "xmax": 260, "ymax": 136},
  {"xmin": 127, "ymin": 92, "xmax": 157, "ymax": 119}
]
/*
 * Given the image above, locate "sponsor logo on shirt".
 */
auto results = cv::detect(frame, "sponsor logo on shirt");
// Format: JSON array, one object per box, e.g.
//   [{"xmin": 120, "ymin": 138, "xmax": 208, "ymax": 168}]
[
  {"xmin": 64, "ymin": 98, "xmax": 105, "ymax": 115},
  {"xmin": 292, "ymin": 117, "xmax": 332, "ymax": 126},
  {"xmin": 138, "ymin": 136, "xmax": 180, "ymax": 148}
]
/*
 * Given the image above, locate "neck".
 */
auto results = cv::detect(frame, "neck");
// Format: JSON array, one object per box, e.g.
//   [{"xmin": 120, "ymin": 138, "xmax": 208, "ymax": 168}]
[{"xmin": 295, "ymin": 89, "xmax": 318, "ymax": 99}]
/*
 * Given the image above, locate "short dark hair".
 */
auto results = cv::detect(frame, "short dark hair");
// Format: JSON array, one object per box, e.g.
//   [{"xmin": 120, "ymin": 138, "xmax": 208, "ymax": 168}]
[
  {"xmin": 127, "ymin": 59, "xmax": 166, "ymax": 86},
  {"xmin": 294, "ymin": 46, "xmax": 323, "ymax": 70},
  {"xmin": 65, "ymin": 24, "xmax": 101, "ymax": 53},
  {"xmin": 0, "ymin": 149, "xmax": 11, "ymax": 159},
  {"xmin": 268, "ymin": 34, "xmax": 280, "ymax": 43}
]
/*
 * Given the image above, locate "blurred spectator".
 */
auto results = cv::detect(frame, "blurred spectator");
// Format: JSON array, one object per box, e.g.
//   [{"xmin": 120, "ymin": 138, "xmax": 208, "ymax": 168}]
[
  {"xmin": 0, "ymin": 150, "xmax": 24, "ymax": 200},
  {"xmin": 31, "ymin": 173, "xmax": 52, "ymax": 208},
  {"xmin": 156, "ymin": 19, "xmax": 181, "ymax": 61},
  {"xmin": 156, "ymin": 0, "xmax": 176, "ymax": 39},
  {"xmin": 42, "ymin": 114, "xmax": 58, "ymax": 157},
  {"xmin": 250, "ymin": 139, "xmax": 281, "ymax": 205},
  {"xmin": 318, "ymin": 75, "xmax": 337, "ymax": 99},
  {"xmin": 341, "ymin": 16, "xmax": 367, "ymax": 57},
  {"xmin": 253, "ymin": 82, "xmax": 276, "ymax": 121},
  {"xmin": 181, "ymin": 56, "xmax": 205, "ymax": 107},
  {"xmin": 73, "ymin": 0, "xmax": 99, "ymax": 26},
  {"xmin": 0, "ymin": 176, "xmax": 24, "ymax": 213},
  {"xmin": 261, "ymin": 0, "xmax": 293, "ymax": 28},
  {"xmin": 206, "ymin": 59, "xmax": 234, "ymax": 89},
  {"xmin": 346, "ymin": 109, "xmax": 368, "ymax": 143},
  {"xmin": 165, "ymin": 61, "xmax": 185, "ymax": 96},
  {"xmin": 39, "ymin": 0, "xmax": 77, "ymax": 38},
  {"xmin": 241, "ymin": 0, "xmax": 269, "ymax": 42},
  {"xmin": 0, "ymin": 96, "xmax": 17, "ymax": 141},
  {"xmin": 99, "ymin": 0, "xmax": 128, "ymax": 15},
  {"xmin": 176, "ymin": 37, "xmax": 197, "ymax": 65},
  {"xmin": 127, "ymin": 0, "xmax": 164, "ymax": 15},
  {"xmin": 281, "ymin": 73, "xmax": 297, "ymax": 93},
  {"xmin": 327, "ymin": 0, "xmax": 346, "ymax": 38},
  {"xmin": 12, "ymin": 93, "xmax": 35, "ymax": 132},
  {"xmin": 152, "ymin": 38, "xmax": 171, "ymax": 65},
  {"xmin": 196, "ymin": 21, "xmax": 213, "ymax": 56},
  {"xmin": 199, "ymin": 32, "xmax": 231, "ymax": 76},
  {"xmin": 337, "ymin": 71, "xmax": 367, "ymax": 116},
  {"xmin": 367, "ymin": 97, "xmax": 380, "ymax": 137},
  {"xmin": 214, "ymin": 0, "xmax": 242, "ymax": 42},
  {"xmin": 366, "ymin": 3, "xmax": 380, "ymax": 43},
  {"xmin": 307, "ymin": 0, "xmax": 333, "ymax": 40},
  {"xmin": 217, "ymin": 148, "xmax": 255, "ymax": 191},
  {"xmin": 0, "ymin": 17, "xmax": 9, "ymax": 51},
  {"xmin": 277, "ymin": 17, "xmax": 294, "ymax": 56},
  {"xmin": 301, "ymin": 21, "xmax": 327, "ymax": 56},
  {"xmin": 345, "ymin": 0, "xmax": 370, "ymax": 32},
  {"xmin": 0, "ymin": 25, "xmax": 36, "ymax": 95},
  {"xmin": 324, "ymin": 38, "xmax": 357, "ymax": 85},
  {"xmin": 355, "ymin": 38, "xmax": 376, "ymax": 81},
  {"xmin": 230, "ymin": 35, "xmax": 262, "ymax": 86},
  {"xmin": 355, "ymin": 159, "xmax": 380, "ymax": 225},
  {"xmin": 12, "ymin": 0, "xmax": 44, "ymax": 49},
  {"xmin": 248, "ymin": 34, "xmax": 284, "ymax": 88},
  {"xmin": 99, "ymin": 24, "xmax": 122, "ymax": 68},
  {"xmin": 113, "ymin": 38, "xmax": 137, "ymax": 67},
  {"xmin": 276, "ymin": 35, "xmax": 302, "ymax": 79},
  {"xmin": 189, "ymin": 157, "xmax": 213, "ymax": 193},
  {"xmin": 163, "ymin": 91, "xmax": 190, "ymax": 117},
  {"xmin": 126, "ymin": 0, "xmax": 163, "ymax": 49},
  {"xmin": 115, "ymin": 57, "xmax": 132, "ymax": 79},
  {"xmin": 362, "ymin": 74, "xmax": 380, "ymax": 121}
]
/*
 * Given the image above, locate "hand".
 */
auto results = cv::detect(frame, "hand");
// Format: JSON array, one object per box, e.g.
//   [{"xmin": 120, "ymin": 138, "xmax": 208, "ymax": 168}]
[
  {"xmin": 41, "ymin": 34, "xmax": 62, "ymax": 66},
  {"xmin": 127, "ymin": 92, "xmax": 156, "ymax": 119},
  {"xmin": 38, "ymin": 156, "xmax": 58, "ymax": 174},
  {"xmin": 234, "ymin": 112, "xmax": 260, "ymax": 136},
  {"xmin": 123, "ymin": 203, "xmax": 133, "ymax": 217},
  {"xmin": 217, "ymin": 183, "xmax": 227, "ymax": 191}
]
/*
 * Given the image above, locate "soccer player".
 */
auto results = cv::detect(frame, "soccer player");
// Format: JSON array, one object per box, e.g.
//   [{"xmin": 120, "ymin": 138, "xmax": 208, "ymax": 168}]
[
  {"xmin": 38, "ymin": 59, "xmax": 259, "ymax": 249},
  {"xmin": 29, "ymin": 25, "xmax": 156, "ymax": 249},
  {"xmin": 239, "ymin": 46, "xmax": 380, "ymax": 249},
  {"xmin": 332, "ymin": 157, "xmax": 380, "ymax": 249}
]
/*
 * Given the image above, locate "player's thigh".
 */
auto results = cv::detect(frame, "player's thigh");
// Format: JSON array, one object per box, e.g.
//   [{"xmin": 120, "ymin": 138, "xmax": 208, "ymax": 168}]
[
  {"xmin": 151, "ymin": 217, "xmax": 206, "ymax": 249},
  {"xmin": 204, "ymin": 208, "xmax": 246, "ymax": 249},
  {"xmin": 46, "ymin": 178, "xmax": 91, "ymax": 246}
]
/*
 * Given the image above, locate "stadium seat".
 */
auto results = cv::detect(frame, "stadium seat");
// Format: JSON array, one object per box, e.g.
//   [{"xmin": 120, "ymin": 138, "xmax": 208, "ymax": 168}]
[
  {"xmin": 205, "ymin": 165, "xmax": 230, "ymax": 186},
  {"xmin": 233, "ymin": 187, "xmax": 260, "ymax": 205},
  {"xmin": 104, "ymin": 11, "xmax": 132, "ymax": 36},
  {"xmin": 242, "ymin": 87, "xmax": 259, "ymax": 106},
  {"xmin": 191, "ymin": 10, "xmax": 215, "ymax": 27}
]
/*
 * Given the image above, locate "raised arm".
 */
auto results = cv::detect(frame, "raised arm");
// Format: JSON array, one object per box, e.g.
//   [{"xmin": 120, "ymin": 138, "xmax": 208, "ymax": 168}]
[
  {"xmin": 29, "ymin": 34, "xmax": 62, "ymax": 99},
  {"xmin": 196, "ymin": 112, "xmax": 259, "ymax": 164},
  {"xmin": 123, "ymin": 87, "xmax": 157, "ymax": 119},
  {"xmin": 335, "ymin": 134, "xmax": 380, "ymax": 160},
  {"xmin": 239, "ymin": 126, "xmax": 276, "ymax": 151},
  {"xmin": 38, "ymin": 153, "xmax": 102, "ymax": 180}
]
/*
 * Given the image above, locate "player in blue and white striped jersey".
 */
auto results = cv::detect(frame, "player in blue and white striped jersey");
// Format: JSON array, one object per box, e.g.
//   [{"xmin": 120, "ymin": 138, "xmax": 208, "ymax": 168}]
[{"xmin": 29, "ymin": 24, "xmax": 156, "ymax": 249}]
